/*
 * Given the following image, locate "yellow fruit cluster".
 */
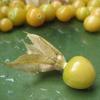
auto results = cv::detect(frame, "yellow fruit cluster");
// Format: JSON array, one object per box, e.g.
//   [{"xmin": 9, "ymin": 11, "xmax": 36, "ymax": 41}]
[{"xmin": 0, "ymin": 0, "xmax": 100, "ymax": 32}]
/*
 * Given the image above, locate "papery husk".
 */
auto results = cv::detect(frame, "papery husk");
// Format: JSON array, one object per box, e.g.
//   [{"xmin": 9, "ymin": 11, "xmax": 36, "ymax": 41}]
[{"xmin": 8, "ymin": 32, "xmax": 66, "ymax": 73}]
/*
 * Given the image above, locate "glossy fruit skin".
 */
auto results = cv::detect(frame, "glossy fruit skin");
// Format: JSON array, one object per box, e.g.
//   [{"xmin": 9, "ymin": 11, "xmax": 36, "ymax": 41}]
[
  {"xmin": 66, "ymin": 0, "xmax": 88, "ymax": 5},
  {"xmin": 82, "ymin": 0, "xmax": 89, "ymax": 5},
  {"xmin": 8, "ymin": 7, "xmax": 26, "ymax": 26},
  {"xmin": 87, "ymin": 6, "xmax": 96, "ymax": 12},
  {"xmin": 0, "ymin": 10, "xmax": 5, "ymax": 20},
  {"xmin": 84, "ymin": 15, "xmax": 100, "ymax": 32},
  {"xmin": 63, "ymin": 56, "xmax": 96, "ymax": 89},
  {"xmin": 76, "ymin": 7, "xmax": 90, "ymax": 21},
  {"xmin": 9, "ymin": 0, "xmax": 25, "ymax": 8},
  {"xmin": 72, "ymin": 0, "xmax": 85, "ymax": 9},
  {"xmin": 0, "ymin": 1, "xmax": 4, "ymax": 7},
  {"xmin": 91, "ymin": 8, "xmax": 100, "ymax": 17},
  {"xmin": 0, "ymin": 5, "xmax": 9, "ymax": 17},
  {"xmin": 0, "ymin": 18, "xmax": 13, "ymax": 32},
  {"xmin": 25, "ymin": 4, "xmax": 35, "ymax": 12},
  {"xmin": 88, "ymin": 0, "xmax": 100, "ymax": 7},
  {"xmin": 0, "ymin": 5, "xmax": 8, "ymax": 19},
  {"xmin": 51, "ymin": 1, "xmax": 62, "ymax": 11},
  {"xmin": 56, "ymin": 5, "xmax": 75, "ymax": 22},
  {"xmin": 26, "ymin": 8, "xmax": 45, "ymax": 27},
  {"xmin": 40, "ymin": 4, "xmax": 56, "ymax": 21}
]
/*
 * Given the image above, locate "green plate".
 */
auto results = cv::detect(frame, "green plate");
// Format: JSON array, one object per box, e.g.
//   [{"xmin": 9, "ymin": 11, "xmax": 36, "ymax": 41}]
[{"xmin": 0, "ymin": 19, "xmax": 100, "ymax": 100}]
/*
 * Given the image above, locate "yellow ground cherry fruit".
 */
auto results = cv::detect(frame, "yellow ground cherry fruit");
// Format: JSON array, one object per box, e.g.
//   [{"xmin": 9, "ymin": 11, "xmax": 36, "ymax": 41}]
[
  {"xmin": 84, "ymin": 15, "xmax": 100, "ymax": 32},
  {"xmin": 82, "ymin": 0, "xmax": 89, "ymax": 5},
  {"xmin": 0, "ymin": 7, "xmax": 6, "ymax": 19},
  {"xmin": 0, "ymin": 5, "xmax": 9, "ymax": 17},
  {"xmin": 66, "ymin": 0, "xmax": 74, "ymax": 3},
  {"xmin": 40, "ymin": 4, "xmax": 56, "ymax": 21},
  {"xmin": 25, "ymin": 3, "xmax": 35, "ymax": 12},
  {"xmin": 76, "ymin": 7, "xmax": 90, "ymax": 21},
  {"xmin": 87, "ymin": 6, "xmax": 97, "ymax": 12},
  {"xmin": 0, "ymin": 18, "xmax": 13, "ymax": 32},
  {"xmin": 0, "ymin": 0, "xmax": 9, "ymax": 5},
  {"xmin": 9, "ymin": 0, "xmax": 25, "ymax": 8},
  {"xmin": 68, "ymin": 0, "xmax": 89, "ymax": 4},
  {"xmin": 26, "ymin": 8, "xmax": 45, "ymax": 27},
  {"xmin": 51, "ymin": 0, "xmax": 62, "ymax": 11},
  {"xmin": 72, "ymin": 0, "xmax": 85, "ymax": 9},
  {"xmin": 8, "ymin": 7, "xmax": 26, "ymax": 26},
  {"xmin": 63, "ymin": 56, "xmax": 96, "ymax": 89},
  {"xmin": 87, "ymin": 0, "xmax": 100, "ymax": 7},
  {"xmin": 91, "ymin": 7, "xmax": 100, "ymax": 17},
  {"xmin": 56, "ymin": 5, "xmax": 75, "ymax": 22},
  {"xmin": 0, "ymin": 1, "xmax": 3, "ymax": 7}
]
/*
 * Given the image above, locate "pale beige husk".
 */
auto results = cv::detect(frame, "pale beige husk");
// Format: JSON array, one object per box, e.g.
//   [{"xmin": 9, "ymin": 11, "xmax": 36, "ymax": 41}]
[{"xmin": 8, "ymin": 32, "xmax": 66, "ymax": 73}]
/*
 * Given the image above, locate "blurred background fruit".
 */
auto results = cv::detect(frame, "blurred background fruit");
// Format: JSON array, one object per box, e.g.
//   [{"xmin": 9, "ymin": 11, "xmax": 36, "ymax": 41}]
[
  {"xmin": 0, "ymin": 18, "xmax": 13, "ymax": 32},
  {"xmin": 56, "ymin": 5, "xmax": 75, "ymax": 22},
  {"xmin": 40, "ymin": 4, "xmax": 56, "ymax": 21},
  {"xmin": 8, "ymin": 7, "xmax": 26, "ymax": 26},
  {"xmin": 84, "ymin": 15, "xmax": 100, "ymax": 32},
  {"xmin": 26, "ymin": 8, "xmax": 45, "ymax": 27},
  {"xmin": 75, "ymin": 7, "xmax": 90, "ymax": 21}
]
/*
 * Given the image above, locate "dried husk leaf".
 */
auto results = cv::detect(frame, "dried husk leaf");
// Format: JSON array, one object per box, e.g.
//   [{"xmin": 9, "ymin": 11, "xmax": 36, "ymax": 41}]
[{"xmin": 8, "ymin": 33, "xmax": 66, "ymax": 73}]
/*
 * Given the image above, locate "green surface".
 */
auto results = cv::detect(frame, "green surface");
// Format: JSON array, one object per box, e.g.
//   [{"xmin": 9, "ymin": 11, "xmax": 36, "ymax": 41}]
[{"xmin": 0, "ymin": 19, "xmax": 100, "ymax": 100}]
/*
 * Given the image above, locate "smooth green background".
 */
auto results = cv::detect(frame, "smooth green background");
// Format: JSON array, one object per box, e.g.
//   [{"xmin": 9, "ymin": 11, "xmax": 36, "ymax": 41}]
[{"xmin": 0, "ymin": 19, "xmax": 100, "ymax": 100}]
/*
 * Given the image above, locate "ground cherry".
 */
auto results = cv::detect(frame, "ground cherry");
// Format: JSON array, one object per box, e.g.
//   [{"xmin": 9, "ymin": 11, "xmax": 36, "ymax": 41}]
[
  {"xmin": 66, "ymin": 0, "xmax": 74, "ymax": 3},
  {"xmin": 51, "ymin": 1, "xmax": 62, "ymax": 11},
  {"xmin": 0, "ymin": 1, "xmax": 4, "ymax": 7},
  {"xmin": 72, "ymin": 0, "xmax": 85, "ymax": 9},
  {"xmin": 56, "ymin": 5, "xmax": 75, "ymax": 22},
  {"xmin": 0, "ymin": 7, "xmax": 6, "ymax": 19},
  {"xmin": 84, "ymin": 15, "xmax": 100, "ymax": 32},
  {"xmin": 76, "ymin": 7, "xmax": 90, "ymax": 21},
  {"xmin": 9, "ymin": 0, "xmax": 25, "ymax": 8},
  {"xmin": 87, "ymin": 0, "xmax": 100, "ymax": 7},
  {"xmin": 26, "ymin": 8, "xmax": 45, "ymax": 27},
  {"xmin": 91, "ymin": 7, "xmax": 100, "ymax": 17},
  {"xmin": 0, "ymin": 0, "xmax": 11, "ymax": 5},
  {"xmin": 63, "ymin": 56, "xmax": 96, "ymax": 89},
  {"xmin": 82, "ymin": 0, "xmax": 89, "ymax": 5},
  {"xmin": 8, "ymin": 7, "xmax": 26, "ymax": 26},
  {"xmin": 25, "ymin": 3, "xmax": 35, "ymax": 12},
  {"xmin": 40, "ymin": 4, "xmax": 56, "ymax": 21},
  {"xmin": 0, "ymin": 5, "xmax": 9, "ymax": 17},
  {"xmin": 87, "ymin": 6, "xmax": 97, "ymax": 12},
  {"xmin": 0, "ymin": 18, "xmax": 13, "ymax": 32}
]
